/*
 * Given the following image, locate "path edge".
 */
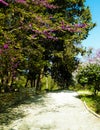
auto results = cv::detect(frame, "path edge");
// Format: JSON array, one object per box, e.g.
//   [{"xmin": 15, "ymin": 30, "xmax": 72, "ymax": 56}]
[{"xmin": 83, "ymin": 101, "xmax": 100, "ymax": 118}]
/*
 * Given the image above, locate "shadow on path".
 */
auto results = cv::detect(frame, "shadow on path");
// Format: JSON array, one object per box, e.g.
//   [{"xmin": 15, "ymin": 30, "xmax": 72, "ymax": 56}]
[
  {"xmin": 0, "ymin": 90, "xmax": 78, "ymax": 126},
  {"xmin": 0, "ymin": 94, "xmax": 46, "ymax": 126}
]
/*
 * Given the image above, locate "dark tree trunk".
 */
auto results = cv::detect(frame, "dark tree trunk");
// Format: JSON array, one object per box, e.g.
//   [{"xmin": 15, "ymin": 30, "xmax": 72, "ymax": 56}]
[
  {"xmin": 33, "ymin": 79, "xmax": 36, "ymax": 88},
  {"xmin": 9, "ymin": 76, "xmax": 16, "ymax": 92},
  {"xmin": 4, "ymin": 85, "xmax": 9, "ymax": 92},
  {"xmin": 36, "ymin": 74, "xmax": 41, "ymax": 91},
  {"xmin": 30, "ymin": 79, "xmax": 33, "ymax": 88},
  {"xmin": 25, "ymin": 78, "xmax": 29, "ymax": 88},
  {"xmin": 93, "ymin": 85, "xmax": 97, "ymax": 96},
  {"xmin": 0, "ymin": 85, "xmax": 1, "ymax": 93}
]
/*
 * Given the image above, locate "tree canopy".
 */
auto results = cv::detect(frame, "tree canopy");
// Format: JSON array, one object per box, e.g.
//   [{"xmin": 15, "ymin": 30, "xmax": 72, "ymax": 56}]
[{"xmin": 0, "ymin": 0, "xmax": 95, "ymax": 92}]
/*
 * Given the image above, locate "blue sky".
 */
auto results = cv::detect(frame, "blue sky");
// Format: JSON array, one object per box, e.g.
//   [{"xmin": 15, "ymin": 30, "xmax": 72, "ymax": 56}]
[{"xmin": 82, "ymin": 0, "xmax": 100, "ymax": 50}]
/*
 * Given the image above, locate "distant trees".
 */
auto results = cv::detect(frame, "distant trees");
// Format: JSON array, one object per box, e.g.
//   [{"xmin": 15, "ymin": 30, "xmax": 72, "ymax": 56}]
[{"xmin": 76, "ymin": 49, "xmax": 100, "ymax": 95}]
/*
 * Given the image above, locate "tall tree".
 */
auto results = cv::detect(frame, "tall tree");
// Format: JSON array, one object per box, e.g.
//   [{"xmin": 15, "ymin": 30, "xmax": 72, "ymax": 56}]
[
  {"xmin": 0, "ymin": 0, "xmax": 59, "ymax": 91},
  {"xmin": 42, "ymin": 0, "xmax": 95, "ymax": 88},
  {"xmin": 0, "ymin": 0, "xmax": 95, "ymax": 92}
]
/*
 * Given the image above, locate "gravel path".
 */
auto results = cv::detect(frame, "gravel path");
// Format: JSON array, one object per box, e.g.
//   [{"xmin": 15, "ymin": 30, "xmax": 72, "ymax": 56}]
[{"xmin": 0, "ymin": 90, "xmax": 100, "ymax": 130}]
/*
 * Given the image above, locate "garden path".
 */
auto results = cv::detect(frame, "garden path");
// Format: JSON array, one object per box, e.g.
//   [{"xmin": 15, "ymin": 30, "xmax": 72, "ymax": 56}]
[{"xmin": 0, "ymin": 90, "xmax": 100, "ymax": 130}]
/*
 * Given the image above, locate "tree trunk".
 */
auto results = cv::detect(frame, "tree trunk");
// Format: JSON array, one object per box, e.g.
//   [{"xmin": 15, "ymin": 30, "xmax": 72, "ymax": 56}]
[
  {"xmin": 0, "ymin": 77, "xmax": 4, "ymax": 92},
  {"xmin": 25, "ymin": 78, "xmax": 29, "ymax": 88},
  {"xmin": 33, "ymin": 79, "xmax": 36, "ymax": 88},
  {"xmin": 30, "ymin": 79, "xmax": 33, "ymax": 88},
  {"xmin": 4, "ymin": 85, "xmax": 9, "ymax": 92},
  {"xmin": 36, "ymin": 74, "xmax": 41, "ymax": 91},
  {"xmin": 93, "ymin": 87, "xmax": 97, "ymax": 96},
  {"xmin": 0, "ymin": 85, "xmax": 1, "ymax": 93},
  {"xmin": 9, "ymin": 76, "xmax": 14, "ymax": 91}
]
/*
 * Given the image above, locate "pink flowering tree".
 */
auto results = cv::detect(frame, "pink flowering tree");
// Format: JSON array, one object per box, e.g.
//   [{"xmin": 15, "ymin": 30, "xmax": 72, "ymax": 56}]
[
  {"xmin": 87, "ymin": 48, "xmax": 100, "ymax": 64},
  {"xmin": 0, "ymin": 0, "xmax": 95, "ymax": 92}
]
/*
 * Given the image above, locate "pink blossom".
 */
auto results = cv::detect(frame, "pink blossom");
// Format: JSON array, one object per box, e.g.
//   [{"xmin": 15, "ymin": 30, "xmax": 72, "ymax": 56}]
[
  {"xmin": 77, "ymin": 30, "xmax": 82, "ymax": 33},
  {"xmin": 29, "ymin": 23, "xmax": 32, "ymax": 28},
  {"xmin": 14, "ymin": 63, "xmax": 18, "ymax": 68},
  {"xmin": 88, "ymin": 58, "xmax": 93, "ymax": 63},
  {"xmin": 3, "ymin": 44, "xmax": 8, "ymax": 49},
  {"xmin": 0, "ymin": 0, "xmax": 8, "ymax": 6},
  {"xmin": 15, "ymin": 0, "xmax": 26, "ymax": 4},
  {"xmin": 61, "ymin": 25, "xmax": 65, "ymax": 30},
  {"xmin": 47, "ymin": 35, "xmax": 54, "ymax": 39},
  {"xmin": 67, "ymin": 28, "xmax": 72, "ymax": 31},
  {"xmin": 31, "ymin": 34, "xmax": 37, "ymax": 39},
  {"xmin": 33, "ymin": 0, "xmax": 58, "ymax": 9},
  {"xmin": 49, "ymin": 15, "xmax": 53, "ymax": 19},
  {"xmin": 74, "ymin": 23, "xmax": 86, "ymax": 28},
  {"xmin": 96, "ymin": 49, "xmax": 100, "ymax": 57}
]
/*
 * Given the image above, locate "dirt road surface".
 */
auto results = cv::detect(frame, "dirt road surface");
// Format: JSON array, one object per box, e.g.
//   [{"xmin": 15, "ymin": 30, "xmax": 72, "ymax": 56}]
[{"xmin": 0, "ymin": 90, "xmax": 100, "ymax": 130}]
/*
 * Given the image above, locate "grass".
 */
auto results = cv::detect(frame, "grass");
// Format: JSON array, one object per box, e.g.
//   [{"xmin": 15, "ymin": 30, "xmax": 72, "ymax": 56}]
[{"xmin": 77, "ymin": 90, "xmax": 100, "ymax": 115}]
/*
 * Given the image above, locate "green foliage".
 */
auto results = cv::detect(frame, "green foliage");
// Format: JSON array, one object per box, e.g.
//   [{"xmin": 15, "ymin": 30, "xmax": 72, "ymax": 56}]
[
  {"xmin": 76, "ymin": 63, "xmax": 100, "ymax": 95},
  {"xmin": 78, "ymin": 90, "xmax": 100, "ymax": 114},
  {"xmin": 15, "ymin": 76, "xmax": 26, "ymax": 88},
  {"xmin": 41, "ymin": 76, "xmax": 58, "ymax": 91},
  {"xmin": 46, "ymin": 0, "xmax": 95, "ymax": 88},
  {"xmin": 0, "ymin": 0, "xmax": 95, "ymax": 93}
]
